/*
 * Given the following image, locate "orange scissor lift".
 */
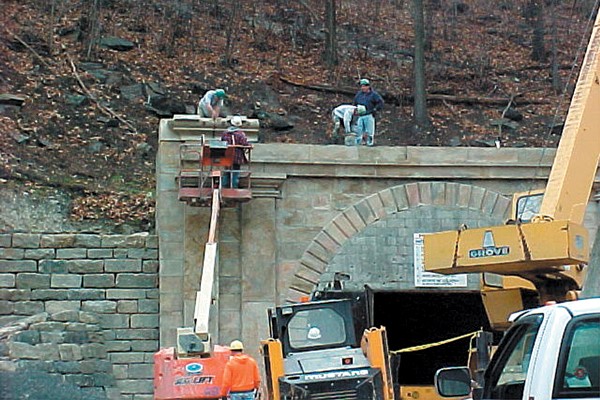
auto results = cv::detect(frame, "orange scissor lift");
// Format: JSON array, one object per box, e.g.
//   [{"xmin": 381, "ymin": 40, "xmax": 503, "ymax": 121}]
[
  {"xmin": 154, "ymin": 135, "xmax": 253, "ymax": 399},
  {"xmin": 177, "ymin": 137, "xmax": 253, "ymax": 206}
]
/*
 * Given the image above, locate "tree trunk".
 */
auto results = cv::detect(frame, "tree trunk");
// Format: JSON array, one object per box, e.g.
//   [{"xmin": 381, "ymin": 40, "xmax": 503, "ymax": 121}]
[
  {"xmin": 85, "ymin": 0, "xmax": 101, "ymax": 60},
  {"xmin": 549, "ymin": 0, "xmax": 561, "ymax": 92},
  {"xmin": 48, "ymin": 0, "xmax": 56, "ymax": 55},
  {"xmin": 412, "ymin": 0, "xmax": 429, "ymax": 127},
  {"xmin": 211, "ymin": 0, "xmax": 220, "ymax": 18},
  {"xmin": 223, "ymin": 0, "xmax": 240, "ymax": 67},
  {"xmin": 424, "ymin": 0, "xmax": 435, "ymax": 51},
  {"xmin": 374, "ymin": 0, "xmax": 382, "ymax": 19},
  {"xmin": 324, "ymin": 0, "xmax": 338, "ymax": 67},
  {"xmin": 531, "ymin": 0, "xmax": 546, "ymax": 62}
]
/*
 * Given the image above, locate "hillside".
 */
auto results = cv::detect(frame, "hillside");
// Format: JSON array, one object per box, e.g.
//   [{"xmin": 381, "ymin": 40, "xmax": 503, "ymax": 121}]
[{"xmin": 0, "ymin": 0, "xmax": 597, "ymax": 231}]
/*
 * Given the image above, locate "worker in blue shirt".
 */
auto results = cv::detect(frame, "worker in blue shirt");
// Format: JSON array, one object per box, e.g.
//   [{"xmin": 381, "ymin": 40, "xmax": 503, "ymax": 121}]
[{"xmin": 353, "ymin": 79, "xmax": 384, "ymax": 146}]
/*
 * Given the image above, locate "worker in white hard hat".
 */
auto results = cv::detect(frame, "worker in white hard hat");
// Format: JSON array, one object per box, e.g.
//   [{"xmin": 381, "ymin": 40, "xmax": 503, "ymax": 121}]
[
  {"xmin": 307, "ymin": 327, "xmax": 322, "ymax": 340},
  {"xmin": 223, "ymin": 340, "xmax": 261, "ymax": 400}
]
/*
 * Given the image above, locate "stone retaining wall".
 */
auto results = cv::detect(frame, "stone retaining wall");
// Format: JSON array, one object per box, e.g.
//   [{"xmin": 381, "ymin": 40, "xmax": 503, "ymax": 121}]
[{"xmin": 0, "ymin": 233, "xmax": 158, "ymax": 400}]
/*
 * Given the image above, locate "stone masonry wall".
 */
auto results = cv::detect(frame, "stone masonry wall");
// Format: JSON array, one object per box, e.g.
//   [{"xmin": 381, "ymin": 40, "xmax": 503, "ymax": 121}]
[{"xmin": 0, "ymin": 233, "xmax": 158, "ymax": 400}]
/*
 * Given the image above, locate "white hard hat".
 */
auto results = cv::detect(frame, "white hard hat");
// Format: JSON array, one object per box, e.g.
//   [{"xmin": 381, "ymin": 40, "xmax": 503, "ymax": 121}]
[
  {"xmin": 231, "ymin": 116, "xmax": 243, "ymax": 127},
  {"xmin": 230, "ymin": 340, "xmax": 244, "ymax": 350},
  {"xmin": 307, "ymin": 327, "xmax": 322, "ymax": 340}
]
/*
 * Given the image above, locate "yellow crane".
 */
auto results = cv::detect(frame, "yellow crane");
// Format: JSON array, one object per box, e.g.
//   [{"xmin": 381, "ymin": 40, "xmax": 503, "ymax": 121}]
[{"xmin": 423, "ymin": 7, "xmax": 600, "ymax": 319}]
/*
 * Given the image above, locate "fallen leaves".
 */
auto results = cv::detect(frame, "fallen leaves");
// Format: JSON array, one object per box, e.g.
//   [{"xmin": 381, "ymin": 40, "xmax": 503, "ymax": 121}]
[
  {"xmin": 0, "ymin": 0, "xmax": 592, "ymax": 229},
  {"xmin": 71, "ymin": 192, "xmax": 155, "ymax": 224}
]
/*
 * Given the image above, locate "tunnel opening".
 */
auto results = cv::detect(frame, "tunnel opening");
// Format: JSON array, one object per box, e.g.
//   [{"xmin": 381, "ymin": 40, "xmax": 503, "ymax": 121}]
[{"xmin": 373, "ymin": 291, "xmax": 495, "ymax": 386}]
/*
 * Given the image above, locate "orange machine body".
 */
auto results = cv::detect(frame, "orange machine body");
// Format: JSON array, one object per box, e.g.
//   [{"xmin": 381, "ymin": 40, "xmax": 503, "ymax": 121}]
[{"xmin": 154, "ymin": 345, "xmax": 232, "ymax": 400}]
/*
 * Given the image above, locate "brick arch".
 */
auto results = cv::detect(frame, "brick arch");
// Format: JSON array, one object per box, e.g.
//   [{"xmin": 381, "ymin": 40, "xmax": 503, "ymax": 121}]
[{"xmin": 284, "ymin": 182, "xmax": 512, "ymax": 302}]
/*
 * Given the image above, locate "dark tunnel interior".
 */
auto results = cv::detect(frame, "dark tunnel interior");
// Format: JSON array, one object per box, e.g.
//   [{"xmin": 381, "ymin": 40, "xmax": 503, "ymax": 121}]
[{"xmin": 373, "ymin": 291, "xmax": 496, "ymax": 386}]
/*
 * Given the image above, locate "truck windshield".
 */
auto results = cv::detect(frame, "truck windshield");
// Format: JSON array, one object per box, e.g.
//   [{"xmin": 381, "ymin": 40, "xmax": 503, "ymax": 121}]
[
  {"xmin": 485, "ymin": 314, "xmax": 543, "ymax": 399},
  {"xmin": 287, "ymin": 308, "xmax": 347, "ymax": 349},
  {"xmin": 555, "ymin": 316, "xmax": 600, "ymax": 397}
]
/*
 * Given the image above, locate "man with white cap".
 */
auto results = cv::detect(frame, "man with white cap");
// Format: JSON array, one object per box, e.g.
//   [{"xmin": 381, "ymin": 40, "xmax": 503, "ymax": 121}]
[
  {"xmin": 220, "ymin": 116, "xmax": 252, "ymax": 188},
  {"xmin": 330, "ymin": 104, "xmax": 365, "ymax": 145}
]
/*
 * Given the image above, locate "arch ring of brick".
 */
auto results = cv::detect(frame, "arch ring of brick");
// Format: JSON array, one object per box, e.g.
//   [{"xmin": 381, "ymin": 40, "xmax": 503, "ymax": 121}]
[{"xmin": 285, "ymin": 181, "xmax": 512, "ymax": 302}]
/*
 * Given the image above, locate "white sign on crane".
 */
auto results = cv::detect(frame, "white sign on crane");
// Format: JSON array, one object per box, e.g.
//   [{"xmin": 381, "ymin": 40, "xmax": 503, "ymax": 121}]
[{"xmin": 414, "ymin": 233, "xmax": 467, "ymax": 287}]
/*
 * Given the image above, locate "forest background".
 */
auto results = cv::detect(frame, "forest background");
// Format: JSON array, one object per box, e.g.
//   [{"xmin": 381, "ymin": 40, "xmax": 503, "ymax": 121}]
[{"xmin": 0, "ymin": 0, "xmax": 598, "ymax": 232}]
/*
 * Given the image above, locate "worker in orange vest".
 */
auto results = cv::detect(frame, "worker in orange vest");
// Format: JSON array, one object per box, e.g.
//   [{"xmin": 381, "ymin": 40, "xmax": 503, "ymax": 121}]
[{"xmin": 223, "ymin": 340, "xmax": 261, "ymax": 400}]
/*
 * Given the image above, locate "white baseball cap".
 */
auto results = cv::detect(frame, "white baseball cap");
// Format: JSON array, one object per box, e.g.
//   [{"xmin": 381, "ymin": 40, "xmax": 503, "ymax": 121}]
[{"xmin": 231, "ymin": 116, "xmax": 243, "ymax": 127}]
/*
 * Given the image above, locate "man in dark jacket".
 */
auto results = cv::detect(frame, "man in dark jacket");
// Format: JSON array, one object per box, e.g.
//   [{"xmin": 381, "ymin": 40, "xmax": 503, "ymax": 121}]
[{"xmin": 353, "ymin": 78, "xmax": 384, "ymax": 146}]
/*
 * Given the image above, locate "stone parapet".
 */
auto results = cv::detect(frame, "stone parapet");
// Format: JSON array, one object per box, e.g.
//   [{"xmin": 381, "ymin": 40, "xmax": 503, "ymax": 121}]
[{"xmin": 250, "ymin": 144, "xmax": 600, "ymax": 182}]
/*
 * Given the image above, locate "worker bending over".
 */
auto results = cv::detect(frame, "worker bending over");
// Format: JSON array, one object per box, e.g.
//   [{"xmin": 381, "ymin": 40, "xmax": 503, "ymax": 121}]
[{"xmin": 330, "ymin": 104, "xmax": 366, "ymax": 145}]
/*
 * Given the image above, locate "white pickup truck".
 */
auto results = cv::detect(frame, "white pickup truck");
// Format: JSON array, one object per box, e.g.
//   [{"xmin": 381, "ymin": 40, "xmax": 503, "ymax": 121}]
[{"xmin": 435, "ymin": 297, "xmax": 600, "ymax": 400}]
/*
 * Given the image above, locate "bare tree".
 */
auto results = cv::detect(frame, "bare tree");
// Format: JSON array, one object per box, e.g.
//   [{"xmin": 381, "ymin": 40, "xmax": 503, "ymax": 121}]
[
  {"xmin": 324, "ymin": 0, "xmax": 338, "ymax": 67},
  {"xmin": 151, "ymin": 0, "xmax": 195, "ymax": 57},
  {"xmin": 373, "ymin": 0, "xmax": 383, "ymax": 19},
  {"xmin": 424, "ymin": 0, "xmax": 439, "ymax": 51},
  {"xmin": 156, "ymin": 2, "xmax": 177, "ymax": 56},
  {"xmin": 548, "ymin": 0, "xmax": 561, "ymax": 92},
  {"xmin": 211, "ymin": 0, "xmax": 220, "ymax": 18},
  {"xmin": 130, "ymin": 0, "xmax": 154, "ymax": 35},
  {"xmin": 47, "ymin": 0, "xmax": 57, "ymax": 55},
  {"xmin": 530, "ymin": 0, "xmax": 547, "ymax": 62},
  {"xmin": 412, "ymin": 0, "xmax": 429, "ymax": 127},
  {"xmin": 223, "ymin": 0, "xmax": 241, "ymax": 67},
  {"xmin": 84, "ymin": 0, "xmax": 102, "ymax": 59}
]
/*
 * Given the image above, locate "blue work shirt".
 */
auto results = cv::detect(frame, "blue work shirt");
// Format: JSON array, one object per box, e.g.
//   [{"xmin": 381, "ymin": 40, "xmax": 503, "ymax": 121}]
[{"xmin": 353, "ymin": 89, "xmax": 384, "ymax": 117}]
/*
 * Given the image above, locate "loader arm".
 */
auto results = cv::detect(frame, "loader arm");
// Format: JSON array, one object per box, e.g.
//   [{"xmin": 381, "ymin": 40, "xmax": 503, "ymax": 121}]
[{"xmin": 424, "ymin": 10, "xmax": 600, "ymax": 303}]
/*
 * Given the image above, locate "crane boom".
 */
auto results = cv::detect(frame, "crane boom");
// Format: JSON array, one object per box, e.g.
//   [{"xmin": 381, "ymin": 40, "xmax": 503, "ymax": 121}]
[{"xmin": 539, "ymin": 13, "xmax": 600, "ymax": 223}]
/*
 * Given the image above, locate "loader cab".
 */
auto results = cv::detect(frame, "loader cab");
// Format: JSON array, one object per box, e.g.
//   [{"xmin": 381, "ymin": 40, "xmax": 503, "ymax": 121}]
[
  {"xmin": 268, "ymin": 299, "xmax": 359, "ymax": 356},
  {"xmin": 263, "ymin": 296, "xmax": 393, "ymax": 400}
]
